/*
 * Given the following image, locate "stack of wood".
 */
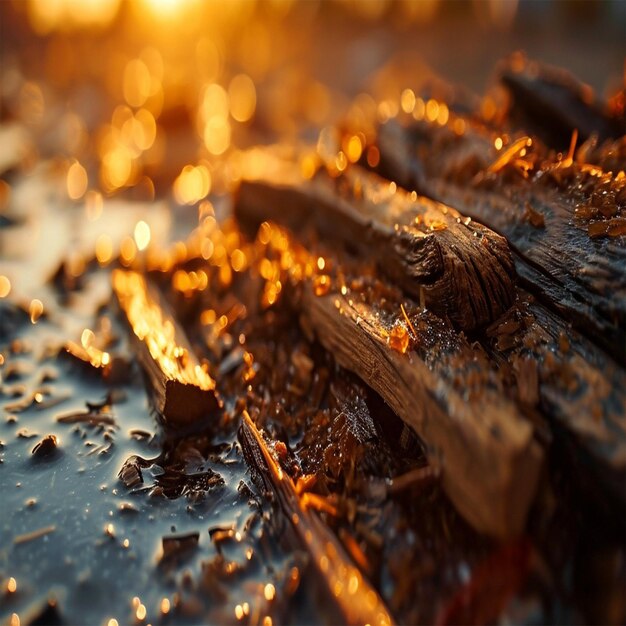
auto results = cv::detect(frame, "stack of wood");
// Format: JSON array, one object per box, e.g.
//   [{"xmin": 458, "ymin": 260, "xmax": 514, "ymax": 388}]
[
  {"xmin": 233, "ymin": 54, "xmax": 625, "ymax": 535},
  {"xmin": 116, "ymin": 54, "xmax": 625, "ymax": 624}
]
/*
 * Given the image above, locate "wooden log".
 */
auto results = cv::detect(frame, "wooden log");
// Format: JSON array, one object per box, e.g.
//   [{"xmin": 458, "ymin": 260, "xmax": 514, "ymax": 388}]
[
  {"xmin": 296, "ymin": 284, "xmax": 543, "ymax": 538},
  {"xmin": 112, "ymin": 269, "xmax": 221, "ymax": 430},
  {"xmin": 375, "ymin": 118, "xmax": 626, "ymax": 362},
  {"xmin": 235, "ymin": 156, "xmax": 516, "ymax": 332},
  {"xmin": 498, "ymin": 53, "xmax": 625, "ymax": 150},
  {"xmin": 239, "ymin": 410, "xmax": 395, "ymax": 626}
]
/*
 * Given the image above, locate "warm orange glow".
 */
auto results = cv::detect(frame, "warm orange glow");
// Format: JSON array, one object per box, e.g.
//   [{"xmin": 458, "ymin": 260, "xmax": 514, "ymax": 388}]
[
  {"xmin": 0, "ymin": 276, "xmax": 11, "ymax": 298},
  {"xmin": 228, "ymin": 74, "xmax": 256, "ymax": 123},
  {"xmin": 133, "ymin": 109, "xmax": 157, "ymax": 151},
  {"xmin": 140, "ymin": 0, "xmax": 198, "ymax": 19},
  {"xmin": 389, "ymin": 321, "xmax": 409, "ymax": 354},
  {"xmin": 413, "ymin": 97, "xmax": 425, "ymax": 120},
  {"xmin": 96, "ymin": 234, "xmax": 113, "ymax": 265},
  {"xmin": 400, "ymin": 88, "xmax": 416, "ymax": 114},
  {"xmin": 123, "ymin": 59, "xmax": 152, "ymax": 108},
  {"xmin": 112, "ymin": 270, "xmax": 216, "ymax": 391},
  {"xmin": 81, "ymin": 328, "xmax": 95, "ymax": 349},
  {"xmin": 85, "ymin": 190, "xmax": 103, "ymax": 221},
  {"xmin": 264, "ymin": 583, "xmax": 276, "ymax": 601},
  {"xmin": 204, "ymin": 116, "xmax": 231, "ymax": 156},
  {"xmin": 436, "ymin": 102, "xmax": 449, "ymax": 125},
  {"xmin": 174, "ymin": 164, "xmax": 211, "ymax": 205},
  {"xmin": 120, "ymin": 237, "xmax": 137, "ymax": 266},
  {"xmin": 346, "ymin": 135, "xmax": 363, "ymax": 163},
  {"xmin": 488, "ymin": 136, "xmax": 532, "ymax": 173},
  {"xmin": 335, "ymin": 151, "xmax": 347, "ymax": 172},
  {"xmin": 367, "ymin": 146, "xmax": 380, "ymax": 168},
  {"xmin": 67, "ymin": 160, "xmax": 88, "ymax": 200},
  {"xmin": 134, "ymin": 220, "xmax": 151, "ymax": 251},
  {"xmin": 67, "ymin": 327, "xmax": 111, "ymax": 370},
  {"xmin": 231, "ymin": 249, "xmax": 246, "ymax": 272},
  {"xmin": 425, "ymin": 98, "xmax": 439, "ymax": 122},
  {"xmin": 27, "ymin": 0, "xmax": 121, "ymax": 34},
  {"xmin": 300, "ymin": 153, "xmax": 319, "ymax": 180},
  {"xmin": 29, "ymin": 299, "xmax": 44, "ymax": 323},
  {"xmin": 101, "ymin": 146, "xmax": 133, "ymax": 190}
]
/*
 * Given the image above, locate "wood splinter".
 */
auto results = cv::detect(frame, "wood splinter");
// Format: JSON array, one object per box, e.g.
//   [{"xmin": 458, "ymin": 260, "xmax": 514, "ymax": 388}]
[{"xmin": 112, "ymin": 269, "xmax": 221, "ymax": 429}]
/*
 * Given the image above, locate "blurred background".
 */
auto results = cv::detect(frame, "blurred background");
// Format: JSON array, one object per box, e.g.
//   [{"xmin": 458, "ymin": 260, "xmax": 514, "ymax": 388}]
[{"xmin": 0, "ymin": 0, "xmax": 624, "ymax": 203}]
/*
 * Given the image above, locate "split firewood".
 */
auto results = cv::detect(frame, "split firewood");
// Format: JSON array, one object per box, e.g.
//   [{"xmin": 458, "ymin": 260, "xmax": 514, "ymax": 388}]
[
  {"xmin": 375, "ymin": 116, "xmax": 626, "ymax": 362},
  {"xmin": 112, "ymin": 269, "xmax": 221, "ymax": 430},
  {"xmin": 232, "ymin": 191, "xmax": 541, "ymax": 536},
  {"xmin": 498, "ymin": 53, "xmax": 625, "ymax": 150},
  {"xmin": 235, "ymin": 155, "xmax": 516, "ymax": 332},
  {"xmin": 239, "ymin": 410, "xmax": 394, "ymax": 626},
  {"xmin": 297, "ymin": 284, "xmax": 542, "ymax": 538},
  {"xmin": 234, "ymin": 165, "xmax": 626, "ymax": 529}
]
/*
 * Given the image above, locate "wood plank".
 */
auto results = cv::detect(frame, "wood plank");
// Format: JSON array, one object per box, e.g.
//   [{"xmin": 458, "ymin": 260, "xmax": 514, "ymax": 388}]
[
  {"xmin": 235, "ymin": 157, "xmax": 516, "ymax": 332},
  {"xmin": 375, "ymin": 118, "xmax": 626, "ymax": 362},
  {"xmin": 297, "ymin": 284, "xmax": 543, "ymax": 538},
  {"xmin": 112, "ymin": 269, "xmax": 221, "ymax": 430}
]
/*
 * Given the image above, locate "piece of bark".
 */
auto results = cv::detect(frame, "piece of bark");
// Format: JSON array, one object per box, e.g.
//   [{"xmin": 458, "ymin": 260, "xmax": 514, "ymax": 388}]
[
  {"xmin": 498, "ymin": 53, "xmax": 625, "ymax": 150},
  {"xmin": 239, "ymin": 410, "xmax": 395, "ymax": 626},
  {"xmin": 235, "ymin": 156, "xmax": 516, "ymax": 331},
  {"xmin": 375, "ymin": 118, "xmax": 626, "ymax": 362},
  {"xmin": 294, "ymin": 284, "xmax": 542, "ymax": 538},
  {"xmin": 112, "ymin": 269, "xmax": 221, "ymax": 429}
]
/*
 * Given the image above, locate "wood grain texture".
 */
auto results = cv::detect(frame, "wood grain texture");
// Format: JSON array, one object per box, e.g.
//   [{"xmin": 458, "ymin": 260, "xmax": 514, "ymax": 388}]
[
  {"xmin": 297, "ymin": 285, "xmax": 543, "ymax": 538},
  {"xmin": 235, "ymin": 157, "xmax": 516, "ymax": 332},
  {"xmin": 376, "ymin": 118, "xmax": 626, "ymax": 362}
]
